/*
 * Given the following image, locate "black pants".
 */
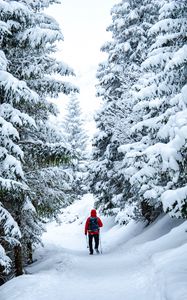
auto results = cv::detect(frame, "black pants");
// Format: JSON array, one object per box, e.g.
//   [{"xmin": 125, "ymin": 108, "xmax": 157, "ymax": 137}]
[{"xmin": 88, "ymin": 234, "xmax": 99, "ymax": 253}]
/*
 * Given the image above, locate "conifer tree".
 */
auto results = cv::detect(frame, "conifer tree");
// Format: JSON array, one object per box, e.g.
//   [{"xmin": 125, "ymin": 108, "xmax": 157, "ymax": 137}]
[
  {"xmin": 0, "ymin": 1, "xmax": 39, "ymax": 275},
  {"xmin": 63, "ymin": 93, "xmax": 88, "ymax": 161},
  {"xmin": 0, "ymin": 0, "xmax": 77, "ymax": 280},
  {"xmin": 122, "ymin": 0, "xmax": 187, "ymax": 220},
  {"xmin": 62, "ymin": 93, "xmax": 88, "ymax": 198},
  {"xmin": 90, "ymin": 0, "xmax": 160, "ymax": 221}
]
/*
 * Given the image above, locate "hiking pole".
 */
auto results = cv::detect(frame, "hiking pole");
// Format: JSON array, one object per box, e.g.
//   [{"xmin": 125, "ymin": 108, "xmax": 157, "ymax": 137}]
[{"xmin": 99, "ymin": 232, "xmax": 103, "ymax": 254}]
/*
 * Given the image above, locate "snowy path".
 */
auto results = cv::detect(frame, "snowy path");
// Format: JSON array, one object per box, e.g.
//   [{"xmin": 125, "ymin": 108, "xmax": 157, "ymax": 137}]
[
  {"xmin": 57, "ymin": 252, "xmax": 160, "ymax": 300},
  {"xmin": 30, "ymin": 248, "xmax": 160, "ymax": 300},
  {"xmin": 4, "ymin": 237, "xmax": 160, "ymax": 300},
  {"xmin": 1, "ymin": 195, "xmax": 187, "ymax": 300},
  {"xmin": 3, "ymin": 251, "xmax": 159, "ymax": 300}
]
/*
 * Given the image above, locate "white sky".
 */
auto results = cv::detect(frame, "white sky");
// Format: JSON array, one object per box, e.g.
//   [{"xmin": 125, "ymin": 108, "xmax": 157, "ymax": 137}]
[{"xmin": 47, "ymin": 0, "xmax": 117, "ymax": 135}]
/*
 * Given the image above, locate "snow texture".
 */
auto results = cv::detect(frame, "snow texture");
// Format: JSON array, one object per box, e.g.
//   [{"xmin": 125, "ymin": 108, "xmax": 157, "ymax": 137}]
[{"xmin": 0, "ymin": 195, "xmax": 186, "ymax": 300}]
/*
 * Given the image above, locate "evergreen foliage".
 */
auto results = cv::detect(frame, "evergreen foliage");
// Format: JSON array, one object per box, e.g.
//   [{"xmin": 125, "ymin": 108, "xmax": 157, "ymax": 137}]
[
  {"xmin": 62, "ymin": 93, "xmax": 88, "ymax": 160},
  {"xmin": 91, "ymin": 0, "xmax": 187, "ymax": 223},
  {"xmin": 91, "ymin": 0, "xmax": 159, "ymax": 220},
  {"xmin": 128, "ymin": 0, "xmax": 187, "ymax": 219},
  {"xmin": 0, "ymin": 0, "xmax": 77, "ymax": 281},
  {"xmin": 62, "ymin": 93, "xmax": 89, "ymax": 198}
]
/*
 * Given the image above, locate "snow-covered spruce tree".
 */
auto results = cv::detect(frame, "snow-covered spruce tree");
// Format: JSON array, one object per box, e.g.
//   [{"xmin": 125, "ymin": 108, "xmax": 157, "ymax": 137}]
[
  {"xmin": 25, "ymin": 122, "xmax": 75, "ymax": 222},
  {"xmin": 0, "ymin": 4, "xmax": 41, "ymax": 278},
  {"xmin": 0, "ymin": 0, "xmax": 77, "ymax": 279},
  {"xmin": 120, "ymin": 0, "xmax": 187, "ymax": 221},
  {"xmin": 90, "ymin": 0, "xmax": 160, "ymax": 220},
  {"xmin": 90, "ymin": 1, "xmax": 134, "ymax": 216},
  {"xmin": 62, "ymin": 93, "xmax": 88, "ymax": 198},
  {"xmin": 63, "ymin": 93, "xmax": 88, "ymax": 161}
]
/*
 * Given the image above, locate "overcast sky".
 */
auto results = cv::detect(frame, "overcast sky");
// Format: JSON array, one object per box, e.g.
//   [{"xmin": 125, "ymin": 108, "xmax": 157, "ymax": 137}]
[{"xmin": 47, "ymin": 0, "xmax": 117, "ymax": 134}]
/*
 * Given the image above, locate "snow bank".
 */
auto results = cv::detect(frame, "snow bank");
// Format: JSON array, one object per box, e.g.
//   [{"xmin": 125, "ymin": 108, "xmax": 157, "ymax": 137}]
[{"xmin": 152, "ymin": 242, "xmax": 187, "ymax": 300}]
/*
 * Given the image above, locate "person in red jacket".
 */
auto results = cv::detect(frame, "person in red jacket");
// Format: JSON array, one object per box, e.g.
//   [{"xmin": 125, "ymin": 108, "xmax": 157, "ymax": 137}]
[{"xmin": 85, "ymin": 209, "xmax": 103, "ymax": 255}]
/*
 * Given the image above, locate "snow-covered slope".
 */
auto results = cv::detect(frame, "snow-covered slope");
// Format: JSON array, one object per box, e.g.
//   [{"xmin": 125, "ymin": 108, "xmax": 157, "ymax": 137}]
[{"xmin": 1, "ymin": 194, "xmax": 187, "ymax": 300}]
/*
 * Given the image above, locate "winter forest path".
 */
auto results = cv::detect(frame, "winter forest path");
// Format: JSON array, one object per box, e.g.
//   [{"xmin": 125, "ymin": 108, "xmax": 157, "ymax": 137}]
[
  {"xmin": 2, "ymin": 194, "xmax": 181, "ymax": 300},
  {"xmin": 21, "ymin": 233, "xmax": 160, "ymax": 300}
]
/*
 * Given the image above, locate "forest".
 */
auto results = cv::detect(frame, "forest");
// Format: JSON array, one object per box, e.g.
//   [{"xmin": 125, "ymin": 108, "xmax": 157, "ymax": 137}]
[{"xmin": 0, "ymin": 0, "xmax": 187, "ymax": 292}]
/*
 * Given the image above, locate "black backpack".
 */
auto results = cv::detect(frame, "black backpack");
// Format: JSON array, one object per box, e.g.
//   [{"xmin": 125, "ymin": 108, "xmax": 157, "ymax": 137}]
[{"xmin": 89, "ymin": 217, "xmax": 99, "ymax": 232}]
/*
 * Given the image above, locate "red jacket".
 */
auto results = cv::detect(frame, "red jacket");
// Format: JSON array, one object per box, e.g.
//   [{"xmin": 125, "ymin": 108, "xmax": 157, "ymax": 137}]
[{"xmin": 85, "ymin": 209, "xmax": 103, "ymax": 235}]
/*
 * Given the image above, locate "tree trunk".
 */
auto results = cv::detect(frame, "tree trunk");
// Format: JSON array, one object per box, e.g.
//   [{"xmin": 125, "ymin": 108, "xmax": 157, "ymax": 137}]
[
  {"xmin": 27, "ymin": 242, "xmax": 33, "ymax": 265},
  {"xmin": 0, "ymin": 265, "xmax": 5, "ymax": 286},
  {"xmin": 14, "ymin": 245, "xmax": 23, "ymax": 276}
]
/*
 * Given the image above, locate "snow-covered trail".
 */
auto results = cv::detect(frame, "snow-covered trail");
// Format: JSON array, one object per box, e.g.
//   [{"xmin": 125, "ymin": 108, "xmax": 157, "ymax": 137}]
[
  {"xmin": 1, "ymin": 194, "xmax": 187, "ymax": 300},
  {"xmin": 2, "ymin": 251, "xmax": 158, "ymax": 300},
  {"xmin": 60, "ymin": 252, "xmax": 160, "ymax": 300},
  {"xmin": 2, "ymin": 231, "xmax": 159, "ymax": 300}
]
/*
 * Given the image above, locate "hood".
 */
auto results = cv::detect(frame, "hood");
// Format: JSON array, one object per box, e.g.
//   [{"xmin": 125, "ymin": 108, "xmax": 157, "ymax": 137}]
[{"xmin": 90, "ymin": 209, "xmax": 97, "ymax": 217}]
